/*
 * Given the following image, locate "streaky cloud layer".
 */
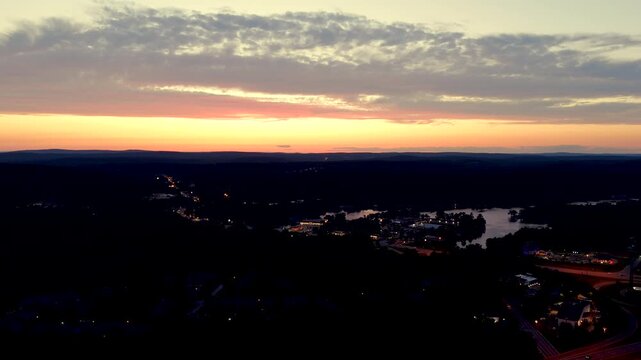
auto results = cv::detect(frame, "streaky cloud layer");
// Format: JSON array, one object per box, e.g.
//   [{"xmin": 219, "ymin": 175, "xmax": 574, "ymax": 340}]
[{"xmin": 0, "ymin": 3, "xmax": 640, "ymax": 123}]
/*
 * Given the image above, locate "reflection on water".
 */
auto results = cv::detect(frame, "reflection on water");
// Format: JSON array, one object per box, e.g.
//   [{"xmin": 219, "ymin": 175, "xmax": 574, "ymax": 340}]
[
  {"xmin": 345, "ymin": 209, "xmax": 380, "ymax": 221},
  {"xmin": 324, "ymin": 208, "xmax": 542, "ymax": 248},
  {"xmin": 424, "ymin": 208, "xmax": 545, "ymax": 248},
  {"xmin": 323, "ymin": 209, "xmax": 381, "ymax": 221},
  {"xmin": 568, "ymin": 199, "xmax": 638, "ymax": 206}
]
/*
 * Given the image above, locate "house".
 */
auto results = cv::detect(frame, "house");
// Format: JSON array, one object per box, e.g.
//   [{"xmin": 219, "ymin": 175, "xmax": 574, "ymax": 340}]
[{"xmin": 557, "ymin": 301, "xmax": 593, "ymax": 328}]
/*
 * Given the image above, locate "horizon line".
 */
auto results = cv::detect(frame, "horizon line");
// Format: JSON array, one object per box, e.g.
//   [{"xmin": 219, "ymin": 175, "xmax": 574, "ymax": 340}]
[{"xmin": 2, "ymin": 148, "xmax": 641, "ymax": 156}]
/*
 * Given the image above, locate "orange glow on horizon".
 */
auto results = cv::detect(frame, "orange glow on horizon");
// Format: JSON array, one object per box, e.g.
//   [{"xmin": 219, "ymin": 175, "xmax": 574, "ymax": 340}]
[{"xmin": 1, "ymin": 114, "xmax": 640, "ymax": 153}]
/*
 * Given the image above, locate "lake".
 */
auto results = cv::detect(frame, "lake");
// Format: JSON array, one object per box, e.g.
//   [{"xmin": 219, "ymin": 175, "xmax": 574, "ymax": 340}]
[
  {"xmin": 322, "ymin": 209, "xmax": 381, "ymax": 221},
  {"xmin": 423, "ymin": 208, "xmax": 545, "ymax": 248}
]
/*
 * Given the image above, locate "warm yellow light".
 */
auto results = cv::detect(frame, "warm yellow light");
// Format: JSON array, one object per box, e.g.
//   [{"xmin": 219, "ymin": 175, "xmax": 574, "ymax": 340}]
[{"xmin": 1, "ymin": 114, "xmax": 640, "ymax": 152}]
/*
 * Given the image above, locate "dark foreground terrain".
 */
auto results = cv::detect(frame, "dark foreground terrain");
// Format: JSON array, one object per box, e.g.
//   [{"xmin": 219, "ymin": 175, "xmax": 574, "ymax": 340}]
[{"xmin": 2, "ymin": 151, "xmax": 641, "ymax": 355}]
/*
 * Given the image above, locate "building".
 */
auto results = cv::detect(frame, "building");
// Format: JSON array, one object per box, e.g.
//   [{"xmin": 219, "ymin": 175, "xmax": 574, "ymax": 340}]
[
  {"xmin": 299, "ymin": 219, "xmax": 324, "ymax": 227},
  {"xmin": 515, "ymin": 274, "xmax": 540, "ymax": 288},
  {"xmin": 287, "ymin": 219, "xmax": 325, "ymax": 235},
  {"xmin": 591, "ymin": 253, "xmax": 618, "ymax": 265},
  {"xmin": 557, "ymin": 301, "xmax": 595, "ymax": 328}
]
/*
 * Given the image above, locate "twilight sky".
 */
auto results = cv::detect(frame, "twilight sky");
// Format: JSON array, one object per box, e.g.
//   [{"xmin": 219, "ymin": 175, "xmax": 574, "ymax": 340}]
[{"xmin": 1, "ymin": 0, "xmax": 640, "ymax": 152}]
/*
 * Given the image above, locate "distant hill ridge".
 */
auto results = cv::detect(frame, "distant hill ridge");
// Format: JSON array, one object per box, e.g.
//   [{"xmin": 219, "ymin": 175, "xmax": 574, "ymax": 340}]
[{"xmin": 1, "ymin": 149, "xmax": 640, "ymax": 165}]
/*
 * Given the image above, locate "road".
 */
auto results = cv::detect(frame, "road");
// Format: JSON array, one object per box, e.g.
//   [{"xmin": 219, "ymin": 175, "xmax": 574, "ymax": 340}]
[
  {"xmin": 504, "ymin": 298, "xmax": 560, "ymax": 358},
  {"xmin": 511, "ymin": 259, "xmax": 641, "ymax": 359},
  {"xmin": 548, "ymin": 306, "xmax": 638, "ymax": 360},
  {"xmin": 533, "ymin": 262, "xmax": 641, "ymax": 360},
  {"xmin": 522, "ymin": 259, "xmax": 641, "ymax": 360},
  {"xmin": 539, "ymin": 256, "xmax": 641, "ymax": 282},
  {"xmin": 538, "ymin": 266, "xmax": 639, "ymax": 281},
  {"xmin": 557, "ymin": 341, "xmax": 641, "ymax": 360},
  {"xmin": 515, "ymin": 304, "xmax": 641, "ymax": 360}
]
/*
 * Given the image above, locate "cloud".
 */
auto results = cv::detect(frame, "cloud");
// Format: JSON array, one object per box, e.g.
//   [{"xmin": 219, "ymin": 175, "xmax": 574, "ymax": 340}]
[
  {"xmin": 276, "ymin": 144, "xmax": 291, "ymax": 148},
  {"xmin": 0, "ymin": 2, "xmax": 640, "ymax": 123}
]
